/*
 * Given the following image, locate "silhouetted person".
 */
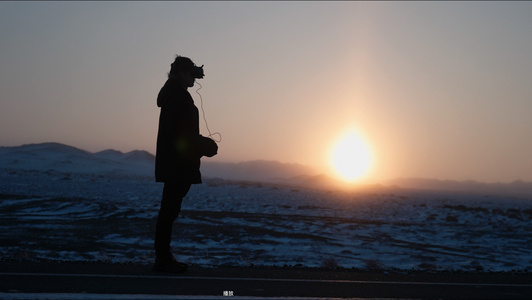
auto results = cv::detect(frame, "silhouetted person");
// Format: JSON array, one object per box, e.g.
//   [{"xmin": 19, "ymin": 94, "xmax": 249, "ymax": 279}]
[{"xmin": 153, "ymin": 55, "xmax": 218, "ymax": 273}]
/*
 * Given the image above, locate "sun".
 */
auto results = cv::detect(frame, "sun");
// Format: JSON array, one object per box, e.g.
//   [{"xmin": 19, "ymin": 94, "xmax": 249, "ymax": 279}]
[{"xmin": 330, "ymin": 131, "xmax": 372, "ymax": 182}]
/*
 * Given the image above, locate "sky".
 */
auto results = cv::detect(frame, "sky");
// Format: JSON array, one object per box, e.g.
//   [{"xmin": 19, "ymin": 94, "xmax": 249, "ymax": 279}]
[{"xmin": 1, "ymin": 1, "xmax": 532, "ymax": 183}]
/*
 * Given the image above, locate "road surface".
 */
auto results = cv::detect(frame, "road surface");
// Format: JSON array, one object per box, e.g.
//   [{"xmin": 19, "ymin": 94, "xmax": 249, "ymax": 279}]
[{"xmin": 1, "ymin": 261, "xmax": 531, "ymax": 299}]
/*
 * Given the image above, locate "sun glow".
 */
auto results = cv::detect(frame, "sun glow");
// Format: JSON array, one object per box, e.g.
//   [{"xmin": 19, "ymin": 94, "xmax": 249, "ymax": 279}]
[{"xmin": 330, "ymin": 131, "xmax": 373, "ymax": 182}]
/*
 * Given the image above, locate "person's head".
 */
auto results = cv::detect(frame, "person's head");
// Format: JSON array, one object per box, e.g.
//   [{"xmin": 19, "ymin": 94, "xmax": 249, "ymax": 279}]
[{"xmin": 168, "ymin": 55, "xmax": 203, "ymax": 89}]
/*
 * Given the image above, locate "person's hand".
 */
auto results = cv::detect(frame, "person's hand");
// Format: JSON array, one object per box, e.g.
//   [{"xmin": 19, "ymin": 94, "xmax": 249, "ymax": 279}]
[{"xmin": 199, "ymin": 135, "xmax": 218, "ymax": 157}]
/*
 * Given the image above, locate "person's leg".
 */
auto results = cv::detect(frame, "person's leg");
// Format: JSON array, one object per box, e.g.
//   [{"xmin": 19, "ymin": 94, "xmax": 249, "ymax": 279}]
[{"xmin": 154, "ymin": 181, "xmax": 191, "ymax": 258}]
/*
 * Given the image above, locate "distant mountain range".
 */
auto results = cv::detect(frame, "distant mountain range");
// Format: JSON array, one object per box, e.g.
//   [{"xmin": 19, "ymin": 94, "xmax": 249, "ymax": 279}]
[
  {"xmin": 383, "ymin": 177, "xmax": 532, "ymax": 198},
  {"xmin": 0, "ymin": 142, "xmax": 155, "ymax": 177},
  {"xmin": 1, "ymin": 142, "xmax": 532, "ymax": 196},
  {"xmin": 0, "ymin": 142, "xmax": 317, "ymax": 183}
]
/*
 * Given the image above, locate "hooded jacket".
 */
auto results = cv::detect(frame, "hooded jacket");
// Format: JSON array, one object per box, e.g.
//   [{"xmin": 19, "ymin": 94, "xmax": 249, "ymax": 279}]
[{"xmin": 155, "ymin": 77, "xmax": 216, "ymax": 183}]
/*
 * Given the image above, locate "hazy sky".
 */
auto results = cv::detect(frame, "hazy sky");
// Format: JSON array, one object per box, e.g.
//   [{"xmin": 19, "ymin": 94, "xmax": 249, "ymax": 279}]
[{"xmin": 1, "ymin": 1, "xmax": 532, "ymax": 183}]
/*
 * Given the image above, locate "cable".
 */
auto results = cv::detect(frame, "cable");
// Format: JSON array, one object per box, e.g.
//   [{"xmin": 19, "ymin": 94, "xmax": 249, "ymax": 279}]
[{"xmin": 195, "ymin": 82, "xmax": 222, "ymax": 143}]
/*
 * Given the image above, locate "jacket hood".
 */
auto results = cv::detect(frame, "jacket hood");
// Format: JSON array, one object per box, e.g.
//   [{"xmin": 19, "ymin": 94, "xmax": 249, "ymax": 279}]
[{"xmin": 157, "ymin": 77, "xmax": 182, "ymax": 107}]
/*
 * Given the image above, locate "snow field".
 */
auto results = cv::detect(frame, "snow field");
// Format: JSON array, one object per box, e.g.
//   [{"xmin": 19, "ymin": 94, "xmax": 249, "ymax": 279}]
[{"xmin": 1, "ymin": 169, "xmax": 531, "ymax": 272}]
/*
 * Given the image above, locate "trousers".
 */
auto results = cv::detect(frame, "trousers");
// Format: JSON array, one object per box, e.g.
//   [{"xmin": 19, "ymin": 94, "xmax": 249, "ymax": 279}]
[{"xmin": 154, "ymin": 181, "xmax": 192, "ymax": 257}]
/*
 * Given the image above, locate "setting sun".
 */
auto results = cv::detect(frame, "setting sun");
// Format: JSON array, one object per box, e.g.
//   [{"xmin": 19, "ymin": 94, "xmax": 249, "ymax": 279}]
[{"xmin": 330, "ymin": 131, "xmax": 373, "ymax": 182}]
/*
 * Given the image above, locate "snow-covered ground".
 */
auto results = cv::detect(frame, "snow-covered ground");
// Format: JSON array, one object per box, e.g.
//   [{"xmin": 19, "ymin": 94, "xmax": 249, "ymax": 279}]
[
  {"xmin": 2, "ymin": 169, "xmax": 531, "ymax": 272},
  {"xmin": 1, "ymin": 143, "xmax": 531, "ymax": 272}
]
